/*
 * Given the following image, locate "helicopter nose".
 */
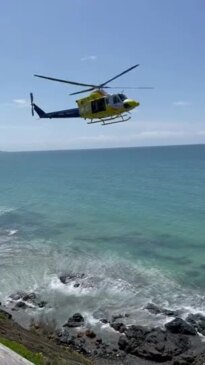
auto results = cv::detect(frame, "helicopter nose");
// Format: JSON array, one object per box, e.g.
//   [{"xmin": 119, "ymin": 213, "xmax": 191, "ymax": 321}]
[{"xmin": 123, "ymin": 99, "xmax": 140, "ymax": 109}]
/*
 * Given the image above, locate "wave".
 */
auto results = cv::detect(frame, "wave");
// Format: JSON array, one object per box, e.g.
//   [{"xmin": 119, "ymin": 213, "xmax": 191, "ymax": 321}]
[
  {"xmin": 0, "ymin": 234, "xmax": 204, "ymax": 331},
  {"xmin": 0, "ymin": 206, "xmax": 16, "ymax": 216}
]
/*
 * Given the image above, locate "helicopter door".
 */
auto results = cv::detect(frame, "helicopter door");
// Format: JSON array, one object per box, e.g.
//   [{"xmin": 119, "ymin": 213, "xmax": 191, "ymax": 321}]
[{"xmin": 91, "ymin": 98, "xmax": 106, "ymax": 113}]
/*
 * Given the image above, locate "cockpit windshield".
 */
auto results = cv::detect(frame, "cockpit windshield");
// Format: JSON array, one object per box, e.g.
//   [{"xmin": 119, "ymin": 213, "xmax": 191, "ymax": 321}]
[{"xmin": 118, "ymin": 94, "xmax": 127, "ymax": 101}]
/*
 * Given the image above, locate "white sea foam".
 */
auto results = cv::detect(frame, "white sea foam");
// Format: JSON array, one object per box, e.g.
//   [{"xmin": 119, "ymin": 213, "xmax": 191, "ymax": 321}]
[
  {"xmin": 0, "ymin": 207, "xmax": 16, "ymax": 216},
  {"xmin": 7, "ymin": 229, "xmax": 18, "ymax": 236},
  {"xmin": 0, "ymin": 235, "xmax": 204, "ymax": 330}
]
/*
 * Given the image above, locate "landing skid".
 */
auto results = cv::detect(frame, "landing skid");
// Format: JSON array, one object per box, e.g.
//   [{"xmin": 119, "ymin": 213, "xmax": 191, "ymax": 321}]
[{"xmin": 87, "ymin": 113, "xmax": 131, "ymax": 126}]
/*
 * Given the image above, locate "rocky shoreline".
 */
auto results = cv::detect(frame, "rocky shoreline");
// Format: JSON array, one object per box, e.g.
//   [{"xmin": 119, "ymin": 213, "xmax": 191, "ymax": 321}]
[{"xmin": 1, "ymin": 272, "xmax": 205, "ymax": 364}]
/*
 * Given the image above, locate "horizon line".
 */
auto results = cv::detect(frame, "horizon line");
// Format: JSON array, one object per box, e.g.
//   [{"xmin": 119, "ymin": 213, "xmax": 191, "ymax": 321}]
[{"xmin": 1, "ymin": 142, "xmax": 205, "ymax": 153}]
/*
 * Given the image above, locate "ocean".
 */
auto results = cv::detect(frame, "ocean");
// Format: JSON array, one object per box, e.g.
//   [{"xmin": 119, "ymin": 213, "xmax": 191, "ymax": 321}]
[{"xmin": 0, "ymin": 145, "xmax": 204, "ymax": 332}]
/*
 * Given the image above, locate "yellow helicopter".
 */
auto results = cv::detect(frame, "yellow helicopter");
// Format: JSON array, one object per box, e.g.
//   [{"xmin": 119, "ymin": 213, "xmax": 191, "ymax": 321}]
[{"xmin": 31, "ymin": 64, "xmax": 152, "ymax": 126}]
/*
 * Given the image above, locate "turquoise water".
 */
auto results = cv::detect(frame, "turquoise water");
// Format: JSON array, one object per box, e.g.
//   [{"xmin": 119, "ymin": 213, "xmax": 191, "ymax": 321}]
[{"xmin": 0, "ymin": 145, "xmax": 205, "ymax": 328}]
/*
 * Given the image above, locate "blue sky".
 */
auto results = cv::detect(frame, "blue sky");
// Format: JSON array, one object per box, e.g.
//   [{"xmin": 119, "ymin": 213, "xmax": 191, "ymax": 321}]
[{"xmin": 0, "ymin": 0, "xmax": 204, "ymax": 151}]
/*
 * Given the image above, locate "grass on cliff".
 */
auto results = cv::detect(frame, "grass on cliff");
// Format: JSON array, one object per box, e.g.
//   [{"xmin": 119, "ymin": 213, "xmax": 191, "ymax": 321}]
[{"xmin": 0, "ymin": 337, "xmax": 44, "ymax": 364}]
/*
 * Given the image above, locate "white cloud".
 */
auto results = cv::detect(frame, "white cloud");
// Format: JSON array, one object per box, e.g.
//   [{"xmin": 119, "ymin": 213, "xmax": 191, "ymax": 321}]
[
  {"xmin": 0, "ymin": 99, "xmax": 29, "ymax": 109},
  {"xmin": 173, "ymin": 101, "xmax": 191, "ymax": 107},
  {"xmin": 13, "ymin": 99, "xmax": 29, "ymax": 108},
  {"xmin": 81, "ymin": 55, "xmax": 97, "ymax": 61},
  {"xmin": 13, "ymin": 99, "xmax": 28, "ymax": 105}
]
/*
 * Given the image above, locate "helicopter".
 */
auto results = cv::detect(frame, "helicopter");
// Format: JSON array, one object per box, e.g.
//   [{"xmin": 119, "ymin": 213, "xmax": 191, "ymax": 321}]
[{"xmin": 30, "ymin": 64, "xmax": 152, "ymax": 126}]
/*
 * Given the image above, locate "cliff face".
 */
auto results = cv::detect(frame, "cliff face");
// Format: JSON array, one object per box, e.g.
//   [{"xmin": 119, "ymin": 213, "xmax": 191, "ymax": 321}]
[
  {"xmin": 0, "ymin": 309, "xmax": 91, "ymax": 365},
  {"xmin": 1, "ymin": 307, "xmax": 205, "ymax": 365}
]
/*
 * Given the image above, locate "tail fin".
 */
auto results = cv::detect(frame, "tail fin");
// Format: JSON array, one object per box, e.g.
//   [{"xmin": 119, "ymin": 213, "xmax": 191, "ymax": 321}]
[{"xmin": 30, "ymin": 92, "xmax": 46, "ymax": 118}]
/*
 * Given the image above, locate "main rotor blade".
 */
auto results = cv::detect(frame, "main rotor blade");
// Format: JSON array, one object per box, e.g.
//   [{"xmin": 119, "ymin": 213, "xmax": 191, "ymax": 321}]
[
  {"xmin": 34, "ymin": 74, "xmax": 97, "ymax": 88},
  {"xmin": 100, "ymin": 64, "xmax": 139, "ymax": 87},
  {"xmin": 69, "ymin": 87, "xmax": 96, "ymax": 96},
  {"xmin": 105, "ymin": 86, "xmax": 154, "ymax": 89}
]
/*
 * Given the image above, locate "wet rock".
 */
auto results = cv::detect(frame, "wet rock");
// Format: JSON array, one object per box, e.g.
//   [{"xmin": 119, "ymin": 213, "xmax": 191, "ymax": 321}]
[
  {"xmin": 22, "ymin": 292, "xmax": 36, "ymax": 301},
  {"xmin": 145, "ymin": 303, "xmax": 161, "ymax": 315},
  {"xmin": 9, "ymin": 291, "xmax": 46, "ymax": 310},
  {"xmin": 173, "ymin": 351, "xmax": 205, "ymax": 365},
  {"xmin": 63, "ymin": 313, "xmax": 84, "ymax": 328},
  {"xmin": 59, "ymin": 273, "xmax": 85, "ymax": 284},
  {"xmin": 9, "ymin": 291, "xmax": 27, "ymax": 301},
  {"xmin": 186, "ymin": 313, "xmax": 205, "ymax": 336},
  {"xmin": 55, "ymin": 327, "xmax": 74, "ymax": 346},
  {"xmin": 165, "ymin": 318, "xmax": 197, "ymax": 335},
  {"xmin": 85, "ymin": 329, "xmax": 96, "ymax": 338},
  {"xmin": 145, "ymin": 302, "xmax": 180, "ymax": 317},
  {"xmin": 125, "ymin": 324, "xmax": 150, "ymax": 339},
  {"xmin": 110, "ymin": 322, "xmax": 126, "ymax": 333},
  {"xmin": 118, "ymin": 335, "xmax": 128, "ymax": 351},
  {"xmin": 119, "ymin": 326, "xmax": 190, "ymax": 362},
  {"xmin": 38, "ymin": 300, "xmax": 47, "ymax": 308},
  {"xmin": 111, "ymin": 314, "xmax": 124, "ymax": 322},
  {"xmin": 73, "ymin": 283, "xmax": 80, "ymax": 288},
  {"xmin": 14, "ymin": 301, "xmax": 29, "ymax": 310},
  {"xmin": 95, "ymin": 337, "xmax": 102, "ymax": 345}
]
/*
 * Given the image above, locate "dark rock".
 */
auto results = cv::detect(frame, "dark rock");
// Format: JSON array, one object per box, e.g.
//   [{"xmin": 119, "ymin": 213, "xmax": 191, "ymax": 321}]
[
  {"xmin": 118, "ymin": 335, "xmax": 128, "ymax": 351},
  {"xmin": 95, "ymin": 337, "xmax": 102, "ymax": 345},
  {"xmin": 63, "ymin": 313, "xmax": 84, "ymax": 328},
  {"xmin": 193, "ymin": 351, "xmax": 205, "ymax": 365},
  {"xmin": 119, "ymin": 326, "xmax": 190, "ymax": 362},
  {"xmin": 165, "ymin": 318, "xmax": 197, "ymax": 335},
  {"xmin": 145, "ymin": 303, "xmax": 161, "ymax": 314},
  {"xmin": 145, "ymin": 302, "xmax": 180, "ymax": 317},
  {"xmin": 73, "ymin": 283, "xmax": 80, "ymax": 288},
  {"xmin": 163, "ymin": 309, "xmax": 180, "ymax": 317},
  {"xmin": 110, "ymin": 322, "xmax": 126, "ymax": 333},
  {"xmin": 186, "ymin": 313, "xmax": 205, "ymax": 336},
  {"xmin": 125, "ymin": 325, "xmax": 150, "ymax": 339},
  {"xmin": 38, "ymin": 300, "xmax": 47, "ymax": 308},
  {"xmin": 9, "ymin": 291, "xmax": 27, "ymax": 301},
  {"xmin": 59, "ymin": 273, "xmax": 85, "ymax": 284},
  {"xmin": 15, "ymin": 301, "xmax": 28, "ymax": 309},
  {"xmin": 22, "ymin": 292, "xmax": 36, "ymax": 301},
  {"xmin": 81, "ymin": 347, "xmax": 90, "ymax": 355},
  {"xmin": 111, "ymin": 314, "xmax": 124, "ymax": 322},
  {"xmin": 56, "ymin": 328, "xmax": 75, "ymax": 346},
  {"xmin": 100, "ymin": 318, "xmax": 108, "ymax": 324},
  {"xmin": 85, "ymin": 329, "xmax": 96, "ymax": 338},
  {"xmin": 173, "ymin": 351, "xmax": 205, "ymax": 365}
]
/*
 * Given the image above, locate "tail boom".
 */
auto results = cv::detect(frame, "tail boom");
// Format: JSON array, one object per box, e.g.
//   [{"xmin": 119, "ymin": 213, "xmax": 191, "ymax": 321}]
[
  {"xmin": 30, "ymin": 93, "xmax": 80, "ymax": 119},
  {"xmin": 33, "ymin": 104, "xmax": 80, "ymax": 119}
]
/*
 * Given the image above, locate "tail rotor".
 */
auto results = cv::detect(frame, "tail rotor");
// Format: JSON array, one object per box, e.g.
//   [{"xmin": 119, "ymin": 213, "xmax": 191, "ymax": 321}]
[{"xmin": 30, "ymin": 92, "xmax": 34, "ymax": 116}]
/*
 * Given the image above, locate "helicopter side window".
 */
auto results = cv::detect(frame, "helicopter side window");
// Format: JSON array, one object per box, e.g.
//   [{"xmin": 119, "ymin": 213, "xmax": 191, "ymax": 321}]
[
  {"xmin": 91, "ymin": 98, "xmax": 106, "ymax": 113},
  {"xmin": 119, "ymin": 94, "xmax": 127, "ymax": 101},
  {"xmin": 113, "ymin": 95, "xmax": 119, "ymax": 104}
]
